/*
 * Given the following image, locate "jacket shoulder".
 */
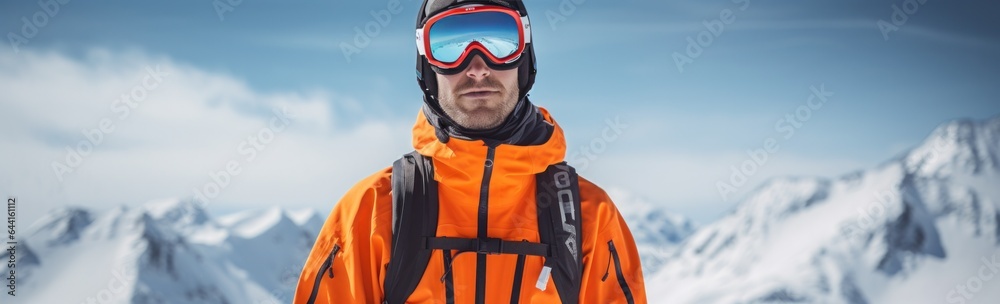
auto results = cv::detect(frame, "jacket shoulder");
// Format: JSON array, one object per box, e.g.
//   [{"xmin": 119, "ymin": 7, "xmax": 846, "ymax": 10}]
[
  {"xmin": 334, "ymin": 166, "xmax": 393, "ymax": 210},
  {"xmin": 577, "ymin": 174, "xmax": 616, "ymax": 211},
  {"xmin": 576, "ymin": 175, "xmax": 627, "ymax": 237},
  {"xmin": 321, "ymin": 166, "xmax": 394, "ymax": 241}
]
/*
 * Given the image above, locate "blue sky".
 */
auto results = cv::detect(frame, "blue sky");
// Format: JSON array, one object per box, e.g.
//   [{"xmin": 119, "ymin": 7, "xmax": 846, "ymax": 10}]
[{"xmin": 2, "ymin": 0, "xmax": 998, "ymax": 225}]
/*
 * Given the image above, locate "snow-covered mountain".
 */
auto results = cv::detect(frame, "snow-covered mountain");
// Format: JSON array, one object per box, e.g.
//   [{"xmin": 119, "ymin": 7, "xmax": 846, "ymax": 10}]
[
  {"xmin": 649, "ymin": 117, "xmax": 1000, "ymax": 303},
  {"xmin": 16, "ymin": 199, "xmax": 323, "ymax": 304},
  {"xmin": 18, "ymin": 116, "xmax": 998, "ymax": 303}
]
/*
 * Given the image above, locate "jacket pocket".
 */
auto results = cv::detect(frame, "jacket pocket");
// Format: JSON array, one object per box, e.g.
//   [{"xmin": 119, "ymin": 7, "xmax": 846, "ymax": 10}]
[
  {"xmin": 607, "ymin": 240, "xmax": 635, "ymax": 304},
  {"xmin": 306, "ymin": 243, "xmax": 342, "ymax": 304}
]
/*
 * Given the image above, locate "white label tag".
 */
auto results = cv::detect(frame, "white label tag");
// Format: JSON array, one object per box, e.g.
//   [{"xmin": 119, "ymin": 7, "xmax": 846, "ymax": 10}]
[{"xmin": 535, "ymin": 266, "xmax": 552, "ymax": 291}]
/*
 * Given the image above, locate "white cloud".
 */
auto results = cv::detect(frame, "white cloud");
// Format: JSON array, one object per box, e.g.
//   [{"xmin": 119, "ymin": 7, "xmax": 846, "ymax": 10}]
[{"xmin": 0, "ymin": 47, "xmax": 413, "ymax": 227}]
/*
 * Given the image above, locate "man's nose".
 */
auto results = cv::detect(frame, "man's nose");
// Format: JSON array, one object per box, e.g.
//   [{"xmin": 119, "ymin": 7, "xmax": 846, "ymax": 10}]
[{"xmin": 464, "ymin": 55, "xmax": 491, "ymax": 81}]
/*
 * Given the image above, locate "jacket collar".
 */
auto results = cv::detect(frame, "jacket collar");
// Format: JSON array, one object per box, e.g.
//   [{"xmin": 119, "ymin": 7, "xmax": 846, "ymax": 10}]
[{"xmin": 411, "ymin": 106, "xmax": 567, "ymax": 181}]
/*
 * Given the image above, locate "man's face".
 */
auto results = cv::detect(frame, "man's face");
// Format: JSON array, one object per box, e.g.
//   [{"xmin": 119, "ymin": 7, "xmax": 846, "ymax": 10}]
[{"xmin": 436, "ymin": 54, "xmax": 519, "ymax": 130}]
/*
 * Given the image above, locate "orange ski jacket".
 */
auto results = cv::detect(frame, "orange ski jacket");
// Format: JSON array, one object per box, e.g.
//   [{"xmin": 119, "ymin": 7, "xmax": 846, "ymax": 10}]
[{"xmin": 294, "ymin": 107, "xmax": 646, "ymax": 303}]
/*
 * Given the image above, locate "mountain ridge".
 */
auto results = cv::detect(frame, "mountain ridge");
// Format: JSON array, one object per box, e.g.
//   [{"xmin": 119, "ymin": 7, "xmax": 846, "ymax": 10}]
[{"xmin": 648, "ymin": 116, "xmax": 1000, "ymax": 303}]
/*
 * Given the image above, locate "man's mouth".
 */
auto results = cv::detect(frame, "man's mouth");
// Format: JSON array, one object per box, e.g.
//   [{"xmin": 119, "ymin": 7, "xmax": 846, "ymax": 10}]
[{"xmin": 460, "ymin": 89, "xmax": 500, "ymax": 98}]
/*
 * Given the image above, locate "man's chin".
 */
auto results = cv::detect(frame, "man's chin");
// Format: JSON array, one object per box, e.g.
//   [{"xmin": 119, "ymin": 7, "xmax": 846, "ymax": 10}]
[
  {"xmin": 456, "ymin": 99, "xmax": 501, "ymax": 113},
  {"xmin": 454, "ymin": 111, "xmax": 504, "ymax": 130},
  {"xmin": 457, "ymin": 95, "xmax": 501, "ymax": 105}
]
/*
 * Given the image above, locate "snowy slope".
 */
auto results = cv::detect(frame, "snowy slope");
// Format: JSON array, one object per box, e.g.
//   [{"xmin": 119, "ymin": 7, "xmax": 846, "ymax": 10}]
[
  {"xmin": 16, "ymin": 200, "xmax": 316, "ymax": 304},
  {"xmin": 649, "ymin": 117, "xmax": 1000, "ymax": 303}
]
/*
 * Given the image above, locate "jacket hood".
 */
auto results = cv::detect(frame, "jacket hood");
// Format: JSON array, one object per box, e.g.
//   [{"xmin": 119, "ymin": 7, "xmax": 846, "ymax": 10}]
[{"xmin": 411, "ymin": 105, "xmax": 567, "ymax": 180}]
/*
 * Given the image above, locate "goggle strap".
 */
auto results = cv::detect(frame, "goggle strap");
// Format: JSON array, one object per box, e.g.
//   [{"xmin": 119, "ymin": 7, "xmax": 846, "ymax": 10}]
[
  {"xmin": 522, "ymin": 16, "xmax": 531, "ymax": 44},
  {"xmin": 416, "ymin": 29, "xmax": 426, "ymax": 56}
]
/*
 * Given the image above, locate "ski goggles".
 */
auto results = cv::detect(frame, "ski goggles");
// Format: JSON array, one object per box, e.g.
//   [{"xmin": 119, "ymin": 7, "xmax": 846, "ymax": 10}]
[{"xmin": 416, "ymin": 5, "xmax": 531, "ymax": 71}]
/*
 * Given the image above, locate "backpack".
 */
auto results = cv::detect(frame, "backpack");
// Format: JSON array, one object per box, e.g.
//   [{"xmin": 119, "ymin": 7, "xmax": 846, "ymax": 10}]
[{"xmin": 382, "ymin": 151, "xmax": 584, "ymax": 304}]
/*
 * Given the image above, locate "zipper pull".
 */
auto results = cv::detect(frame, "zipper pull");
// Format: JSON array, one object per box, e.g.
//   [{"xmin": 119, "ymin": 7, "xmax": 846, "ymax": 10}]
[
  {"xmin": 601, "ymin": 250, "xmax": 612, "ymax": 282},
  {"xmin": 535, "ymin": 266, "xmax": 552, "ymax": 291}
]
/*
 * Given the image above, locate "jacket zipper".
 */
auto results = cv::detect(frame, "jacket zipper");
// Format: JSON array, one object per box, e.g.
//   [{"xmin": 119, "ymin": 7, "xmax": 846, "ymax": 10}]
[
  {"xmin": 476, "ymin": 145, "xmax": 497, "ymax": 304},
  {"xmin": 608, "ymin": 240, "xmax": 635, "ymax": 304},
  {"xmin": 306, "ymin": 243, "xmax": 341, "ymax": 304}
]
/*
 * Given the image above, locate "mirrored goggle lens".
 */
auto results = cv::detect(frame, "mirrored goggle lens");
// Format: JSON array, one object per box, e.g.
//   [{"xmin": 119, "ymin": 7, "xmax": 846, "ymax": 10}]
[{"xmin": 428, "ymin": 11, "xmax": 520, "ymax": 64}]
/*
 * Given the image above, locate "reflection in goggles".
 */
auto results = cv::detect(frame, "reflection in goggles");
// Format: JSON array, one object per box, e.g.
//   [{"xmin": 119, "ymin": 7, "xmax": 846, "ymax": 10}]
[{"xmin": 429, "ymin": 11, "xmax": 520, "ymax": 63}]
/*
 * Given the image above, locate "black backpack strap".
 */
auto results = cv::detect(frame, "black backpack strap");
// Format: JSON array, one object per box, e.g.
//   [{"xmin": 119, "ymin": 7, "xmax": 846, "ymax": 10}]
[
  {"xmin": 424, "ymin": 236, "xmax": 551, "ymax": 257},
  {"xmin": 383, "ymin": 151, "xmax": 438, "ymax": 304},
  {"xmin": 535, "ymin": 162, "xmax": 584, "ymax": 304}
]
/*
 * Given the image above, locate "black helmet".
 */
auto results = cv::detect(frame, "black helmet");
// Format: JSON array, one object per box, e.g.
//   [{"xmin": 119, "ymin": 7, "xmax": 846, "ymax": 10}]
[
  {"xmin": 415, "ymin": 0, "xmax": 538, "ymax": 109},
  {"xmin": 415, "ymin": 0, "xmax": 549, "ymax": 145}
]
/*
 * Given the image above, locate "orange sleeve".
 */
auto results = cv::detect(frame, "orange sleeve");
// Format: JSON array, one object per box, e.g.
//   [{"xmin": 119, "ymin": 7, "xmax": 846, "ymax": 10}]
[
  {"xmin": 579, "ymin": 180, "xmax": 648, "ymax": 304},
  {"xmin": 293, "ymin": 169, "xmax": 393, "ymax": 304}
]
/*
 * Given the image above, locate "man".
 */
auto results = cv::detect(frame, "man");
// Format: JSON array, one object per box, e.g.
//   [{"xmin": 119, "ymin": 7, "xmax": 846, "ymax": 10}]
[{"xmin": 293, "ymin": 1, "xmax": 646, "ymax": 303}]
